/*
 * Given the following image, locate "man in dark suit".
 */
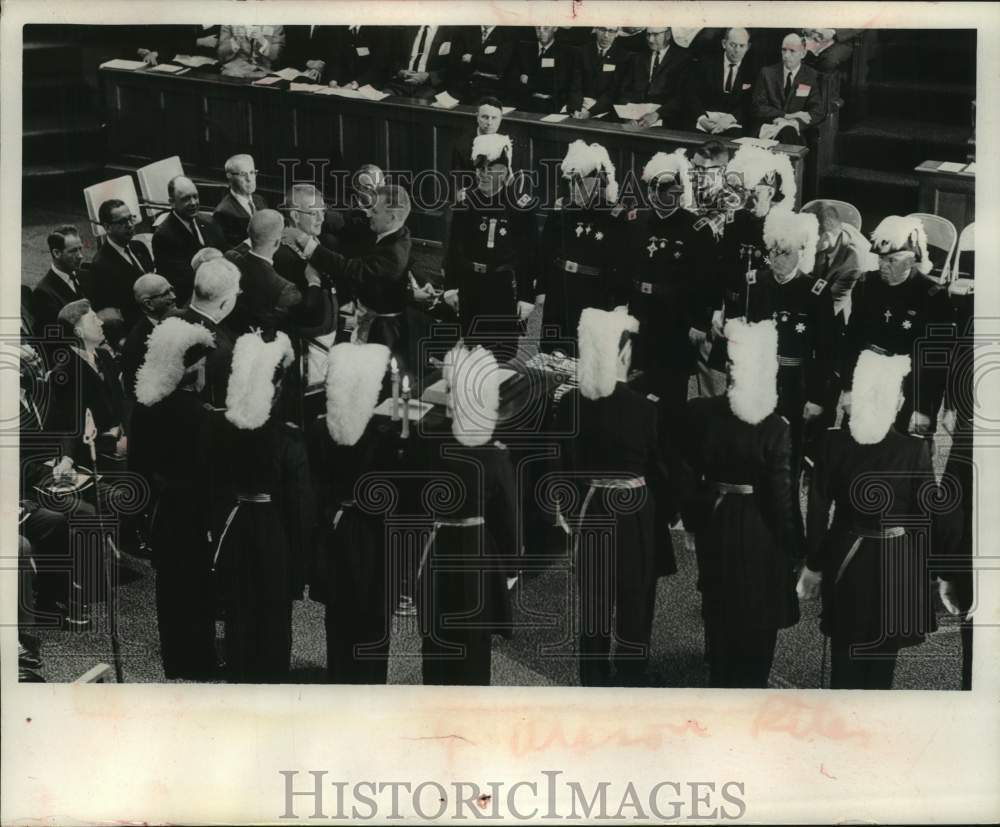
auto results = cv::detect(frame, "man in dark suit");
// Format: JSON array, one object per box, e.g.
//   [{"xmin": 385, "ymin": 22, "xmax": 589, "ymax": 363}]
[
  {"xmin": 752, "ymin": 32, "xmax": 825, "ymax": 145},
  {"xmin": 326, "ymin": 25, "xmax": 391, "ymax": 88},
  {"xmin": 282, "ymin": 25, "xmax": 338, "ymax": 80},
  {"xmin": 385, "ymin": 25, "xmax": 458, "ymax": 100},
  {"xmin": 572, "ymin": 26, "xmax": 633, "ymax": 119},
  {"xmin": 213, "ymin": 154, "xmax": 268, "ymax": 251},
  {"xmin": 618, "ymin": 27, "xmax": 691, "ymax": 128},
  {"xmin": 85, "ymin": 199, "xmax": 155, "ymax": 342},
  {"xmin": 152, "ymin": 176, "xmax": 226, "ymax": 307},
  {"xmin": 451, "ymin": 25, "xmax": 517, "ymax": 103},
  {"xmin": 32, "ymin": 226, "xmax": 88, "ymax": 335},
  {"xmin": 120, "ymin": 274, "xmax": 178, "ymax": 401},
  {"xmin": 687, "ymin": 27, "xmax": 756, "ymax": 135},
  {"xmin": 513, "ymin": 26, "xmax": 582, "ymax": 114},
  {"xmin": 180, "ymin": 257, "xmax": 241, "ymax": 409}
]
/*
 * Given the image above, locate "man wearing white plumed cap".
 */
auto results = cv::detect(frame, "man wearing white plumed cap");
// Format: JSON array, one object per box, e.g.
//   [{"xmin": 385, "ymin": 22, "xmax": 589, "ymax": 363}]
[
  {"xmin": 535, "ymin": 140, "xmax": 628, "ymax": 356},
  {"xmin": 840, "ymin": 214, "xmax": 953, "ymax": 437},
  {"xmin": 623, "ymin": 148, "xmax": 719, "ymax": 412},
  {"xmin": 800, "ymin": 349, "xmax": 961, "ymax": 688}
]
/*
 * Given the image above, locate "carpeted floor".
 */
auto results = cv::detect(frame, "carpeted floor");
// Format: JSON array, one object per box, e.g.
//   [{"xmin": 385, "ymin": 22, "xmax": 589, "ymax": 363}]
[{"xmin": 20, "ymin": 197, "xmax": 965, "ymax": 689}]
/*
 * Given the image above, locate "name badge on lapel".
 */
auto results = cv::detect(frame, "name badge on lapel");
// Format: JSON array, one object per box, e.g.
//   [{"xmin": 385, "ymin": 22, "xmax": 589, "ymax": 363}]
[
  {"xmin": 741, "ymin": 82, "xmax": 752, "ymax": 90},
  {"xmin": 356, "ymin": 46, "xmax": 370, "ymax": 56},
  {"xmin": 438, "ymin": 41, "xmax": 451, "ymax": 56},
  {"xmin": 602, "ymin": 63, "xmax": 616, "ymax": 72},
  {"xmin": 810, "ymin": 277, "xmax": 828, "ymax": 295},
  {"xmin": 484, "ymin": 45, "xmax": 497, "ymax": 55},
  {"xmin": 795, "ymin": 83, "xmax": 811, "ymax": 97},
  {"xmin": 541, "ymin": 57, "xmax": 555, "ymax": 68}
]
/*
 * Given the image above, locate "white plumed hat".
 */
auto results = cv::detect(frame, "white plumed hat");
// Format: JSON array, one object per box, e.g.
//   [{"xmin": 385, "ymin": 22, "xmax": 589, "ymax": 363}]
[
  {"xmin": 471, "ymin": 133, "xmax": 513, "ymax": 173},
  {"xmin": 135, "ymin": 317, "xmax": 216, "ymax": 406},
  {"xmin": 869, "ymin": 215, "xmax": 933, "ymax": 275},
  {"xmin": 725, "ymin": 144, "xmax": 797, "ymax": 206},
  {"xmin": 444, "ymin": 344, "xmax": 501, "ymax": 447},
  {"xmin": 725, "ymin": 318, "xmax": 779, "ymax": 425},
  {"xmin": 325, "ymin": 342, "xmax": 390, "ymax": 446},
  {"xmin": 849, "ymin": 349, "xmax": 911, "ymax": 444},
  {"xmin": 763, "ymin": 208, "xmax": 820, "ymax": 275},
  {"xmin": 225, "ymin": 330, "xmax": 295, "ymax": 430},
  {"xmin": 561, "ymin": 140, "xmax": 619, "ymax": 203},
  {"xmin": 641, "ymin": 149, "xmax": 694, "ymax": 209},
  {"xmin": 577, "ymin": 308, "xmax": 639, "ymax": 401}
]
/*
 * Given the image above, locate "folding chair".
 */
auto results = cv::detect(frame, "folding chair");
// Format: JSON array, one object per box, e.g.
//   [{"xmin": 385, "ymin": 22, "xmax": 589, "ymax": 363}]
[
  {"xmin": 83, "ymin": 175, "xmax": 142, "ymax": 241},
  {"xmin": 908, "ymin": 212, "xmax": 958, "ymax": 285},
  {"xmin": 949, "ymin": 221, "xmax": 975, "ymax": 297},
  {"xmin": 136, "ymin": 155, "xmax": 229, "ymax": 227},
  {"xmin": 801, "ymin": 198, "xmax": 863, "ymax": 231}
]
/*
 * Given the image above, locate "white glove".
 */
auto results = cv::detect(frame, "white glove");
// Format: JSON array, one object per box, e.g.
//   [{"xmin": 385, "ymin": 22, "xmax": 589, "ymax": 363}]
[
  {"xmin": 802, "ymin": 401, "xmax": 824, "ymax": 422},
  {"xmin": 796, "ymin": 566, "xmax": 822, "ymax": 600},
  {"xmin": 688, "ymin": 327, "xmax": 707, "ymax": 346},
  {"xmin": 444, "ymin": 289, "xmax": 460, "ymax": 311},
  {"xmin": 711, "ymin": 309, "xmax": 725, "ymax": 339},
  {"xmin": 939, "ymin": 579, "xmax": 963, "ymax": 616},
  {"xmin": 908, "ymin": 411, "xmax": 932, "ymax": 435},
  {"xmin": 837, "ymin": 391, "xmax": 852, "ymax": 417},
  {"xmin": 612, "ymin": 305, "xmax": 629, "ymax": 314}
]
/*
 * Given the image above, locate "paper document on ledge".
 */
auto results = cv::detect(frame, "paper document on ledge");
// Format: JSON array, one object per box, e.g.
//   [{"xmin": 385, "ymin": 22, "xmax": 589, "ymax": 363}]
[
  {"xmin": 357, "ymin": 84, "xmax": 390, "ymax": 100},
  {"xmin": 146, "ymin": 63, "xmax": 189, "ymax": 75},
  {"xmin": 938, "ymin": 161, "xmax": 966, "ymax": 172},
  {"xmin": 173, "ymin": 54, "xmax": 218, "ymax": 68},
  {"xmin": 541, "ymin": 113, "xmax": 568, "ymax": 122},
  {"xmin": 734, "ymin": 136, "xmax": 779, "ymax": 148},
  {"xmin": 100, "ymin": 58, "xmax": 147, "ymax": 71},
  {"xmin": 433, "ymin": 91, "xmax": 461, "ymax": 109},
  {"xmin": 613, "ymin": 102, "xmax": 659, "ymax": 120},
  {"xmin": 269, "ymin": 67, "xmax": 308, "ymax": 81},
  {"xmin": 289, "ymin": 82, "xmax": 327, "ymax": 93}
]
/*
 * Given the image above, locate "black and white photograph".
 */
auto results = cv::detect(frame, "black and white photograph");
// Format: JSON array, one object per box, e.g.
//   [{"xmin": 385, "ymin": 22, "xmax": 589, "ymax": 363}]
[{"xmin": 2, "ymin": 1, "xmax": 998, "ymax": 824}]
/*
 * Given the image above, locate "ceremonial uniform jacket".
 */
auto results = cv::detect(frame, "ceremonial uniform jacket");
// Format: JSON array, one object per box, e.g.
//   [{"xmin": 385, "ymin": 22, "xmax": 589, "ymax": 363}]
[
  {"xmin": 807, "ymin": 427, "xmax": 951, "ymax": 647},
  {"xmin": 512, "ymin": 40, "xmax": 582, "ymax": 113},
  {"xmin": 843, "ymin": 272, "xmax": 953, "ymax": 424},
  {"xmin": 578, "ymin": 39, "xmax": 633, "ymax": 116},
  {"xmin": 536, "ymin": 199, "xmax": 626, "ymax": 354},
  {"xmin": 624, "ymin": 207, "xmax": 718, "ymax": 372},
  {"xmin": 680, "ymin": 395, "xmax": 801, "ymax": 631}
]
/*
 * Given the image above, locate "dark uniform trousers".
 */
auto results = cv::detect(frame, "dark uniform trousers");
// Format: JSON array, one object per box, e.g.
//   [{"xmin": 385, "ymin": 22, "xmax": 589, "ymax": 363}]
[
  {"xmin": 704, "ymin": 614, "xmax": 778, "ymax": 689},
  {"xmin": 830, "ymin": 641, "xmax": 898, "ymax": 689}
]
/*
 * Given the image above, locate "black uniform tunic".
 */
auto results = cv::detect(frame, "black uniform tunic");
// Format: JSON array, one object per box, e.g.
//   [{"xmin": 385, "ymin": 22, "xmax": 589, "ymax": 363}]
[
  {"xmin": 844, "ymin": 272, "xmax": 953, "ymax": 432},
  {"xmin": 624, "ymin": 207, "xmax": 718, "ymax": 412},
  {"xmin": 806, "ymin": 427, "xmax": 953, "ymax": 689},
  {"xmin": 444, "ymin": 182, "xmax": 538, "ymax": 362},
  {"xmin": 418, "ymin": 438, "xmax": 519, "ymax": 686},
  {"xmin": 207, "ymin": 417, "xmax": 315, "ymax": 683},
  {"xmin": 536, "ymin": 200, "xmax": 627, "ymax": 356},
  {"xmin": 555, "ymin": 382, "xmax": 677, "ymax": 686},
  {"xmin": 680, "ymin": 395, "xmax": 802, "ymax": 688},
  {"xmin": 309, "ymin": 416, "xmax": 398, "ymax": 684}
]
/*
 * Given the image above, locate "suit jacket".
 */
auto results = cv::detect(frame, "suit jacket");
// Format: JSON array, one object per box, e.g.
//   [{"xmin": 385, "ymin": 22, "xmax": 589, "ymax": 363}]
[
  {"xmin": 811, "ymin": 232, "xmax": 863, "ymax": 316},
  {"xmin": 328, "ymin": 26, "xmax": 391, "ymax": 87},
  {"xmin": 228, "ymin": 250, "xmax": 324, "ymax": 336},
  {"xmin": 180, "ymin": 306, "xmax": 235, "ymax": 409},
  {"xmin": 152, "ymin": 211, "xmax": 226, "ymax": 307},
  {"xmin": 31, "ymin": 269, "xmax": 87, "ymax": 334},
  {"xmin": 213, "ymin": 191, "xmax": 268, "ymax": 252},
  {"xmin": 686, "ymin": 53, "xmax": 756, "ymax": 131},
  {"xmin": 84, "ymin": 239, "xmax": 155, "ymax": 331},
  {"xmin": 513, "ymin": 41, "xmax": 582, "ymax": 113},
  {"xmin": 120, "ymin": 314, "xmax": 156, "ymax": 400},
  {"xmin": 282, "ymin": 25, "xmax": 339, "ymax": 75},
  {"xmin": 578, "ymin": 39, "xmax": 633, "ymax": 116},
  {"xmin": 451, "ymin": 26, "xmax": 517, "ymax": 102},
  {"xmin": 619, "ymin": 45, "xmax": 691, "ymax": 125},
  {"xmin": 752, "ymin": 62, "xmax": 824, "ymax": 130},
  {"xmin": 386, "ymin": 26, "xmax": 458, "ymax": 94}
]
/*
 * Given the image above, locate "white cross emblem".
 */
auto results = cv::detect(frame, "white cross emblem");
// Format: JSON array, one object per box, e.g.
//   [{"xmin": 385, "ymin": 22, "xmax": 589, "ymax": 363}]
[
  {"xmin": 594, "ymin": 230, "xmax": 604, "ymax": 241},
  {"xmin": 647, "ymin": 240, "xmax": 659, "ymax": 257},
  {"xmin": 795, "ymin": 322, "xmax": 806, "ymax": 333},
  {"xmin": 584, "ymin": 224, "xmax": 592, "ymax": 236},
  {"xmin": 902, "ymin": 319, "xmax": 912, "ymax": 330},
  {"xmin": 576, "ymin": 223, "xmax": 585, "ymax": 237},
  {"xmin": 884, "ymin": 309, "xmax": 893, "ymax": 322}
]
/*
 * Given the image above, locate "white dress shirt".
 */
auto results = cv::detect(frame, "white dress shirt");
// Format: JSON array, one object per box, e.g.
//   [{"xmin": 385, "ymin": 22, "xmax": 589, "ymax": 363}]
[{"xmin": 408, "ymin": 25, "xmax": 438, "ymax": 73}]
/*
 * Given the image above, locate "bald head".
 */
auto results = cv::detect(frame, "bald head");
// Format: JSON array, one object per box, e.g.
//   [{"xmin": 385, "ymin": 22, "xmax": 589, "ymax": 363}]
[
  {"xmin": 781, "ymin": 32, "xmax": 806, "ymax": 70},
  {"xmin": 190, "ymin": 246, "xmax": 223, "ymax": 273},
  {"xmin": 168, "ymin": 175, "xmax": 200, "ymax": 219},
  {"xmin": 133, "ymin": 273, "xmax": 177, "ymax": 319},
  {"xmin": 249, "ymin": 209, "xmax": 285, "ymax": 254}
]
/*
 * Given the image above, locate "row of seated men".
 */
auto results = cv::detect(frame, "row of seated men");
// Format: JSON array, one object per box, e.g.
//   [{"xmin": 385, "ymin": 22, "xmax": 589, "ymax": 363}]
[{"xmin": 110, "ymin": 25, "xmax": 855, "ymax": 141}]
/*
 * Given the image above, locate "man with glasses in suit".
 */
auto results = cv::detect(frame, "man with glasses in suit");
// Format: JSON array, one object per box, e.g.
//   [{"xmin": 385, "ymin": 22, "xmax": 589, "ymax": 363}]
[
  {"xmin": 214, "ymin": 154, "xmax": 268, "ymax": 252},
  {"xmin": 618, "ymin": 27, "xmax": 691, "ymax": 128}
]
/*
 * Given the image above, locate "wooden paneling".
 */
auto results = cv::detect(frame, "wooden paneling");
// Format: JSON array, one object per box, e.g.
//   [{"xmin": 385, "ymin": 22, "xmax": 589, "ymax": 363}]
[{"xmin": 915, "ymin": 161, "xmax": 975, "ymax": 232}]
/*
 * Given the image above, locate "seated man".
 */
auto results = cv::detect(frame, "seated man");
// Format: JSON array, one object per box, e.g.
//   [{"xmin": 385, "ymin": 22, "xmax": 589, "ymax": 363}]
[
  {"xmin": 282, "ymin": 25, "xmax": 338, "ymax": 81},
  {"xmin": 385, "ymin": 25, "xmax": 458, "ymax": 100},
  {"xmin": 85, "ymin": 199, "xmax": 154, "ymax": 343},
  {"xmin": 152, "ymin": 176, "xmax": 225, "ymax": 306},
  {"xmin": 136, "ymin": 25, "xmax": 220, "ymax": 66},
  {"xmin": 687, "ymin": 27, "xmax": 755, "ymax": 136},
  {"xmin": 572, "ymin": 26, "xmax": 633, "ymax": 119},
  {"xmin": 451, "ymin": 25, "xmax": 517, "ymax": 103},
  {"xmin": 617, "ymin": 27, "xmax": 691, "ymax": 128},
  {"xmin": 326, "ymin": 25, "xmax": 391, "ymax": 89},
  {"xmin": 217, "ymin": 25, "xmax": 286, "ymax": 76},
  {"xmin": 32, "ymin": 225, "xmax": 88, "ymax": 334},
  {"xmin": 213, "ymin": 154, "xmax": 268, "ymax": 251},
  {"xmin": 513, "ymin": 25, "xmax": 582, "ymax": 114},
  {"xmin": 752, "ymin": 33, "xmax": 824, "ymax": 145}
]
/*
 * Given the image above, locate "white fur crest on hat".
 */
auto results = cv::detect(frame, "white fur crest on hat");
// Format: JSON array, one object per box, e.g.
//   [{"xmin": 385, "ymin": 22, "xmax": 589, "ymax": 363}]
[
  {"xmin": 849, "ymin": 349, "xmax": 911, "ymax": 445},
  {"xmin": 135, "ymin": 317, "xmax": 215, "ymax": 406},
  {"xmin": 725, "ymin": 318, "xmax": 778, "ymax": 425},
  {"xmin": 726, "ymin": 144, "xmax": 797, "ymax": 206},
  {"xmin": 642, "ymin": 149, "xmax": 694, "ymax": 209},
  {"xmin": 472, "ymin": 133, "xmax": 513, "ymax": 172},
  {"xmin": 225, "ymin": 331, "xmax": 295, "ymax": 430},
  {"xmin": 869, "ymin": 215, "xmax": 933, "ymax": 275},
  {"xmin": 445, "ymin": 345, "xmax": 500, "ymax": 447},
  {"xmin": 561, "ymin": 140, "xmax": 619, "ymax": 203},
  {"xmin": 325, "ymin": 342, "xmax": 390, "ymax": 446},
  {"xmin": 763, "ymin": 208, "xmax": 820, "ymax": 275},
  {"xmin": 577, "ymin": 308, "xmax": 639, "ymax": 400}
]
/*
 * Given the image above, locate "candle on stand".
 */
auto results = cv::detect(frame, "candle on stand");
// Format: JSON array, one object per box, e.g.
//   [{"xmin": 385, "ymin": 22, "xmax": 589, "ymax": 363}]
[
  {"xmin": 401, "ymin": 375, "xmax": 411, "ymax": 438},
  {"xmin": 390, "ymin": 357, "xmax": 400, "ymax": 420}
]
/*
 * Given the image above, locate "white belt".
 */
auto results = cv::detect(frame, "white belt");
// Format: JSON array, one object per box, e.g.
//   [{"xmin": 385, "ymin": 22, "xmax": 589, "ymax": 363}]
[{"xmin": 417, "ymin": 517, "xmax": 486, "ymax": 580}]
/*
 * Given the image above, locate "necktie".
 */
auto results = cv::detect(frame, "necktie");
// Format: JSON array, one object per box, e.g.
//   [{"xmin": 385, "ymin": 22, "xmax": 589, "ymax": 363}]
[
  {"xmin": 650, "ymin": 50, "xmax": 661, "ymax": 81},
  {"xmin": 784, "ymin": 71, "xmax": 792, "ymax": 98},
  {"xmin": 725, "ymin": 62, "xmax": 735, "ymax": 93},
  {"xmin": 481, "ymin": 26, "xmax": 489, "ymax": 44},
  {"xmin": 189, "ymin": 219, "xmax": 205, "ymax": 246},
  {"xmin": 124, "ymin": 244, "xmax": 144, "ymax": 273},
  {"xmin": 409, "ymin": 26, "xmax": 428, "ymax": 72},
  {"xmin": 68, "ymin": 272, "xmax": 81, "ymax": 294},
  {"xmin": 248, "ymin": 198, "xmax": 255, "ymax": 215}
]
